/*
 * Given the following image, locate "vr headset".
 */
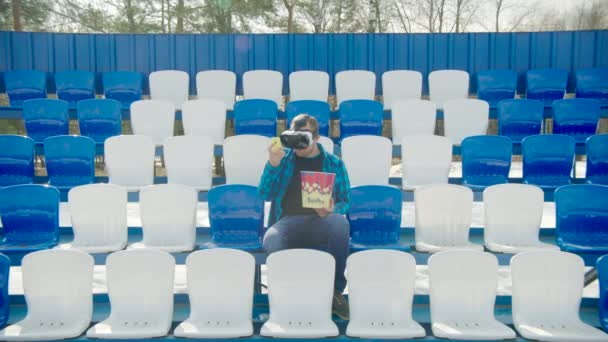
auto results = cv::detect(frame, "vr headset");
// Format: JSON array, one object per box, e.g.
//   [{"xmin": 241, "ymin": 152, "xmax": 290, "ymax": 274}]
[{"xmin": 280, "ymin": 130, "xmax": 313, "ymax": 149}]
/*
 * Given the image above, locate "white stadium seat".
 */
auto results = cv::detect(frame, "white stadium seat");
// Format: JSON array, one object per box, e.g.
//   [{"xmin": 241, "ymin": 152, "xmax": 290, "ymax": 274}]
[
  {"xmin": 149, "ymin": 70, "xmax": 189, "ymax": 110},
  {"xmin": 223, "ymin": 135, "xmax": 270, "ymax": 186},
  {"xmin": 382, "ymin": 70, "xmax": 422, "ymax": 110},
  {"xmin": 181, "ymin": 98, "xmax": 227, "ymax": 145},
  {"xmin": 429, "ymin": 69, "xmax": 470, "ymax": 110},
  {"xmin": 335, "ymin": 70, "xmax": 376, "ymax": 105},
  {"xmin": 401, "ymin": 135, "xmax": 452, "ymax": 189},
  {"xmin": 164, "ymin": 135, "xmax": 214, "ymax": 191},
  {"xmin": 130, "ymin": 99, "xmax": 175, "ymax": 146},
  {"xmin": 341, "ymin": 135, "xmax": 392, "ymax": 187},
  {"xmin": 105, "ymin": 135, "xmax": 156, "ymax": 191},
  {"xmin": 318, "ymin": 136, "xmax": 334, "ymax": 154},
  {"xmin": 243, "ymin": 70, "xmax": 283, "ymax": 106},
  {"xmin": 443, "ymin": 98, "xmax": 489, "ymax": 145},
  {"xmin": 391, "ymin": 99, "xmax": 436, "ymax": 145},
  {"xmin": 196, "ymin": 70, "xmax": 236, "ymax": 110},
  {"xmin": 289, "ymin": 70, "xmax": 329, "ymax": 102}
]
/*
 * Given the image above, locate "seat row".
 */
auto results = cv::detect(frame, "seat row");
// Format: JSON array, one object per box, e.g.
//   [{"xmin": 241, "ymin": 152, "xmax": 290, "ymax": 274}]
[{"xmin": 0, "ymin": 248, "xmax": 606, "ymax": 341}]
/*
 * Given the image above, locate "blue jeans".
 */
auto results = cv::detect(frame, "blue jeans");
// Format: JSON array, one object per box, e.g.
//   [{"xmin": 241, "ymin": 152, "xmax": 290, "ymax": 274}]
[{"xmin": 262, "ymin": 214, "xmax": 350, "ymax": 292}]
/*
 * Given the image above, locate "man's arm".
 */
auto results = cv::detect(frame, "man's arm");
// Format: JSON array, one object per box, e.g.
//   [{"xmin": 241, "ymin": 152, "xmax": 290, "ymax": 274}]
[
  {"xmin": 332, "ymin": 159, "xmax": 351, "ymax": 215},
  {"xmin": 258, "ymin": 145, "xmax": 286, "ymax": 201}
]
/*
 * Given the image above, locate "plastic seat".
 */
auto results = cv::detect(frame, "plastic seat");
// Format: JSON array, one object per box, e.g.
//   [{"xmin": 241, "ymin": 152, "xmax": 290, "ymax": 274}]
[
  {"xmin": 522, "ymin": 134, "xmax": 575, "ymax": 190},
  {"xmin": 497, "ymin": 99, "xmax": 544, "ymax": 143},
  {"xmin": 429, "ymin": 250, "xmax": 516, "ymax": 340},
  {"xmin": 476, "ymin": 69, "xmax": 518, "ymax": 108},
  {"xmin": 196, "ymin": 70, "xmax": 236, "ymax": 110},
  {"xmin": 289, "ymin": 71, "xmax": 329, "ymax": 102},
  {"xmin": 149, "ymin": 70, "xmax": 189, "ymax": 109},
  {"xmin": 381, "ymin": 70, "xmax": 423, "ymax": 110},
  {"xmin": 233, "ymin": 99, "xmax": 278, "ymax": 137},
  {"xmin": 586, "ymin": 134, "xmax": 608, "ymax": 185},
  {"xmin": 57, "ymin": 183, "xmax": 128, "ymax": 253},
  {"xmin": 347, "ymin": 185, "xmax": 409, "ymax": 252},
  {"xmin": 341, "ymin": 135, "xmax": 391, "ymax": 187},
  {"xmin": 555, "ymin": 184, "xmax": 608, "ymax": 256},
  {"xmin": 223, "ymin": 135, "xmax": 270, "ymax": 186},
  {"xmin": 0, "ymin": 184, "xmax": 60, "ymax": 253},
  {"xmin": 285, "ymin": 100, "xmax": 330, "ymax": 137},
  {"xmin": 576, "ymin": 67, "xmax": 608, "ymax": 106},
  {"xmin": 4, "ymin": 70, "xmax": 47, "ymax": 107},
  {"xmin": 129, "ymin": 184, "xmax": 198, "ymax": 252},
  {"xmin": 130, "ymin": 99, "xmax": 175, "ymax": 146},
  {"xmin": 401, "ymin": 135, "xmax": 452, "ymax": 189},
  {"xmin": 174, "ymin": 249, "xmax": 255, "ymax": 338},
  {"xmin": 261, "ymin": 249, "xmax": 338, "ymax": 338},
  {"xmin": 102, "ymin": 71, "xmax": 143, "ymax": 108},
  {"xmin": 22, "ymin": 99, "xmax": 69, "ymax": 144},
  {"xmin": 335, "ymin": 70, "xmax": 376, "ymax": 106},
  {"xmin": 163, "ymin": 135, "xmax": 214, "ymax": 191},
  {"xmin": 443, "ymin": 99, "xmax": 489, "ymax": 145},
  {"xmin": 391, "ymin": 99, "xmax": 436, "ymax": 145},
  {"xmin": 552, "ymin": 98, "xmax": 601, "ymax": 143},
  {"xmin": 597, "ymin": 255, "xmax": 608, "ymax": 331},
  {"xmin": 0, "ymin": 254, "xmax": 9, "ymax": 329},
  {"xmin": 415, "ymin": 184, "xmax": 482, "ymax": 252},
  {"xmin": 346, "ymin": 250, "xmax": 424, "ymax": 338},
  {"xmin": 243, "ymin": 70, "xmax": 283, "ymax": 105},
  {"xmin": 77, "ymin": 99, "xmax": 122, "ymax": 146},
  {"xmin": 201, "ymin": 184, "xmax": 264, "ymax": 251},
  {"xmin": 428, "ymin": 70, "xmax": 469, "ymax": 110},
  {"xmin": 526, "ymin": 68, "xmax": 568, "ymax": 107},
  {"xmin": 54, "ymin": 70, "xmax": 95, "ymax": 106},
  {"xmin": 484, "ymin": 184, "xmax": 558, "ymax": 253},
  {"xmin": 104, "ymin": 135, "xmax": 156, "ymax": 191},
  {"xmin": 511, "ymin": 251, "xmax": 608, "ymax": 342},
  {"xmin": 0, "ymin": 135, "xmax": 34, "ymax": 187},
  {"xmin": 86, "ymin": 250, "xmax": 175, "ymax": 339},
  {"xmin": 461, "ymin": 135, "xmax": 512, "ymax": 190},
  {"xmin": 44, "ymin": 135, "xmax": 95, "ymax": 190},
  {"xmin": 0, "ymin": 250, "xmax": 93, "ymax": 341},
  {"xmin": 338, "ymin": 99, "xmax": 383, "ymax": 141},
  {"xmin": 318, "ymin": 136, "xmax": 334, "ymax": 154},
  {"xmin": 181, "ymin": 99, "xmax": 226, "ymax": 145}
]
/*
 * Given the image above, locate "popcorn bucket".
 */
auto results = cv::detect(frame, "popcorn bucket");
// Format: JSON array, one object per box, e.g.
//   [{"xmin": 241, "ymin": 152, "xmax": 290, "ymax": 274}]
[{"xmin": 300, "ymin": 171, "xmax": 336, "ymax": 209}]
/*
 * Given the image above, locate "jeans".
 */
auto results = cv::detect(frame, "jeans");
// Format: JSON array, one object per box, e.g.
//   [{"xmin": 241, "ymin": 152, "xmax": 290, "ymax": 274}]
[{"xmin": 262, "ymin": 214, "xmax": 350, "ymax": 292}]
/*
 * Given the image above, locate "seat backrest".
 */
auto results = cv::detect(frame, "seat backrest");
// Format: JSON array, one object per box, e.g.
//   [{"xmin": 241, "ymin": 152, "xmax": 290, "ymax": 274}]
[
  {"xmin": 130, "ymin": 99, "xmax": 175, "ymax": 146},
  {"xmin": 289, "ymin": 71, "xmax": 329, "ymax": 102},
  {"xmin": 428, "ymin": 70, "xmax": 469, "ymax": 110},
  {"xmin": 233, "ymin": 99, "xmax": 278, "ymax": 137},
  {"xmin": 5, "ymin": 70, "xmax": 47, "ymax": 106},
  {"xmin": 335, "ymin": 70, "xmax": 376, "ymax": 105},
  {"xmin": 317, "ymin": 136, "xmax": 334, "ymax": 155},
  {"xmin": 55, "ymin": 70, "xmax": 96, "ymax": 105},
  {"xmin": 415, "ymin": 184, "xmax": 473, "ymax": 247},
  {"xmin": 243, "ymin": 70, "xmax": 283, "ymax": 105},
  {"xmin": 381, "ymin": 70, "xmax": 422, "ymax": 111},
  {"xmin": 0, "ymin": 253, "xmax": 10, "ymax": 328},
  {"xmin": 181, "ymin": 98, "xmax": 226, "ymax": 145},
  {"xmin": 76, "ymin": 99, "xmax": 122, "ymax": 144},
  {"xmin": 429, "ymin": 250, "xmax": 498, "ymax": 322},
  {"xmin": 461, "ymin": 135, "xmax": 512, "ymax": 186},
  {"xmin": 391, "ymin": 99, "xmax": 436, "ymax": 145},
  {"xmin": 443, "ymin": 99, "xmax": 489, "ymax": 145},
  {"xmin": 341, "ymin": 135, "xmax": 392, "ymax": 186},
  {"xmin": 0, "ymin": 184, "xmax": 59, "ymax": 245},
  {"xmin": 347, "ymin": 185, "xmax": 402, "ymax": 245},
  {"xmin": 338, "ymin": 99, "xmax": 383, "ymax": 140},
  {"xmin": 44, "ymin": 135, "xmax": 96, "ymax": 188},
  {"xmin": 285, "ymin": 100, "xmax": 330, "ymax": 137},
  {"xmin": 208, "ymin": 184, "xmax": 264, "ymax": 244},
  {"xmin": 483, "ymin": 184, "xmax": 543, "ymax": 247},
  {"xmin": 22, "ymin": 98, "xmax": 70, "ymax": 143},
  {"xmin": 476, "ymin": 69, "xmax": 517, "ymax": 107},
  {"xmin": 149, "ymin": 70, "xmax": 190, "ymax": 110},
  {"xmin": 522, "ymin": 134, "xmax": 575, "ymax": 184},
  {"xmin": 68, "ymin": 183, "xmax": 128, "ymax": 250},
  {"xmin": 0, "ymin": 135, "xmax": 35, "ymax": 187},
  {"xmin": 139, "ymin": 184, "xmax": 198, "ymax": 250},
  {"xmin": 526, "ymin": 68, "xmax": 568, "ymax": 105},
  {"xmin": 552, "ymin": 98, "xmax": 601, "ymax": 142},
  {"xmin": 102, "ymin": 71, "xmax": 143, "ymax": 108},
  {"xmin": 586, "ymin": 134, "xmax": 608, "ymax": 185},
  {"xmin": 401, "ymin": 135, "xmax": 452, "ymax": 188},
  {"xmin": 223, "ymin": 135, "xmax": 271, "ymax": 186},
  {"xmin": 575, "ymin": 67, "xmax": 608, "ymax": 105},
  {"xmin": 164, "ymin": 135, "xmax": 214, "ymax": 190},
  {"xmin": 497, "ymin": 99, "xmax": 544, "ymax": 143},
  {"xmin": 196, "ymin": 70, "xmax": 236, "ymax": 110},
  {"xmin": 597, "ymin": 254, "xmax": 608, "ymax": 330},
  {"xmin": 104, "ymin": 135, "xmax": 156, "ymax": 188}
]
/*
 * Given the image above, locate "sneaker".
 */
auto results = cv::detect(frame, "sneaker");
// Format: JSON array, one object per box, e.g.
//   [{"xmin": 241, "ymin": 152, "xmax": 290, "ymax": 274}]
[{"xmin": 332, "ymin": 290, "xmax": 349, "ymax": 320}]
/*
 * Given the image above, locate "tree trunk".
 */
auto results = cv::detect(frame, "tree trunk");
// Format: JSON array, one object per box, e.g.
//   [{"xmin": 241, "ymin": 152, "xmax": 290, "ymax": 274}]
[
  {"xmin": 455, "ymin": 0, "xmax": 461, "ymax": 32},
  {"xmin": 176, "ymin": 0, "xmax": 184, "ymax": 33},
  {"xmin": 11, "ymin": 0, "xmax": 22, "ymax": 31},
  {"xmin": 161, "ymin": 0, "xmax": 166, "ymax": 33},
  {"xmin": 495, "ymin": 0, "xmax": 502, "ymax": 32},
  {"xmin": 336, "ymin": 0, "xmax": 342, "ymax": 33},
  {"xmin": 283, "ymin": 0, "xmax": 294, "ymax": 32},
  {"xmin": 125, "ymin": 0, "xmax": 136, "ymax": 32},
  {"xmin": 438, "ymin": 0, "xmax": 445, "ymax": 32},
  {"xmin": 428, "ymin": 0, "xmax": 434, "ymax": 32}
]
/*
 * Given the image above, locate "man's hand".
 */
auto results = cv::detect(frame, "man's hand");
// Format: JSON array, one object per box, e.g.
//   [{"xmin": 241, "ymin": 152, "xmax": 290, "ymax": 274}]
[
  {"xmin": 268, "ymin": 142, "xmax": 285, "ymax": 167},
  {"xmin": 315, "ymin": 198, "xmax": 334, "ymax": 218}
]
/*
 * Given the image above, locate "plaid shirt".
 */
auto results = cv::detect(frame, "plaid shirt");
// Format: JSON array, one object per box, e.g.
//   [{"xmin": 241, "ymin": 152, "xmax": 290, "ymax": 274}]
[{"xmin": 259, "ymin": 143, "xmax": 351, "ymax": 225}]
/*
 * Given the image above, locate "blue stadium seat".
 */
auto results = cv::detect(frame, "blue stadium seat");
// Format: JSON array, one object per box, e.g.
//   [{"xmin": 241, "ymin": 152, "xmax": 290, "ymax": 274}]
[
  {"xmin": 338, "ymin": 99, "xmax": 383, "ymax": 141},
  {"xmin": 525, "ymin": 68, "xmax": 568, "ymax": 107},
  {"xmin": 285, "ymin": 100, "xmax": 330, "ymax": 136},
  {"xmin": 0, "ymin": 135, "xmax": 34, "ymax": 187},
  {"xmin": 102, "ymin": 71, "xmax": 143, "ymax": 109},
  {"xmin": 0, "ymin": 253, "xmax": 8, "ymax": 329},
  {"xmin": 0, "ymin": 184, "xmax": 60, "ymax": 253},
  {"xmin": 576, "ymin": 67, "xmax": 608, "ymax": 106},
  {"xmin": 22, "ymin": 99, "xmax": 69, "ymax": 145},
  {"xmin": 476, "ymin": 69, "xmax": 517, "ymax": 108},
  {"xmin": 4, "ymin": 70, "xmax": 47, "ymax": 107},
  {"xmin": 522, "ymin": 134, "xmax": 575, "ymax": 190},
  {"xmin": 461, "ymin": 135, "xmax": 512, "ymax": 190},
  {"xmin": 347, "ymin": 185, "xmax": 408, "ymax": 252},
  {"xmin": 555, "ymin": 184, "xmax": 608, "ymax": 256},
  {"xmin": 76, "ymin": 99, "xmax": 122, "ymax": 148},
  {"xmin": 552, "ymin": 98, "xmax": 601, "ymax": 143},
  {"xmin": 586, "ymin": 134, "xmax": 608, "ymax": 185},
  {"xmin": 44, "ymin": 135, "xmax": 96, "ymax": 190},
  {"xmin": 497, "ymin": 99, "xmax": 544, "ymax": 143},
  {"xmin": 597, "ymin": 254, "xmax": 608, "ymax": 331},
  {"xmin": 233, "ymin": 99, "xmax": 278, "ymax": 138},
  {"xmin": 54, "ymin": 70, "xmax": 96, "ymax": 107},
  {"xmin": 201, "ymin": 184, "xmax": 264, "ymax": 251}
]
